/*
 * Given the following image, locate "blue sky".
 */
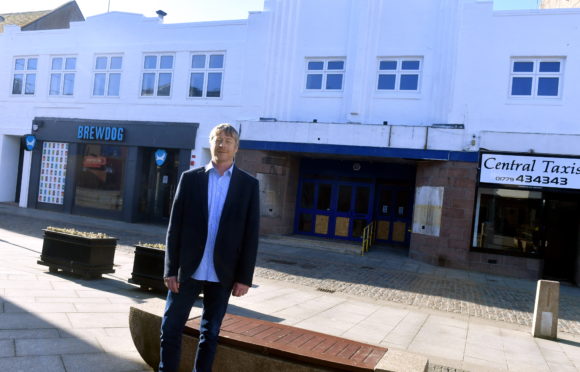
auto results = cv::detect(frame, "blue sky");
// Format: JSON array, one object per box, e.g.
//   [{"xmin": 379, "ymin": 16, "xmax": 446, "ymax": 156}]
[{"xmin": 1, "ymin": 0, "xmax": 542, "ymax": 24}]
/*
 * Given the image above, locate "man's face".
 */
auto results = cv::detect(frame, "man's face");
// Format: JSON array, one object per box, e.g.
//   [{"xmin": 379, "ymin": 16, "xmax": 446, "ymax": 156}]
[{"xmin": 210, "ymin": 131, "xmax": 238, "ymax": 165}]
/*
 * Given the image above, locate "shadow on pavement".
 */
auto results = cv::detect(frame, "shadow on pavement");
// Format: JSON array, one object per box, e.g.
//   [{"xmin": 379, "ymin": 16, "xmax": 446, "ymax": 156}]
[{"xmin": 0, "ymin": 297, "xmax": 151, "ymax": 372}]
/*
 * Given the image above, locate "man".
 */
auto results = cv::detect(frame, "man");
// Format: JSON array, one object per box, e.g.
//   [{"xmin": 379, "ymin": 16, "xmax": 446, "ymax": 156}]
[{"xmin": 159, "ymin": 123, "xmax": 260, "ymax": 372}]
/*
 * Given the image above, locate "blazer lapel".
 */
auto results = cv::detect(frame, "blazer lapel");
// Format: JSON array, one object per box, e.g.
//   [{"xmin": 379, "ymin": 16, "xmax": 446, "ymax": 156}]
[
  {"xmin": 200, "ymin": 169, "xmax": 209, "ymax": 225},
  {"xmin": 218, "ymin": 166, "xmax": 240, "ymax": 227}
]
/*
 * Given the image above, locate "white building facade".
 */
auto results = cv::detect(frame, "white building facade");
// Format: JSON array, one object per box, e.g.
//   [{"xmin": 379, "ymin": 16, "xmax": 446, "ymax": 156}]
[{"xmin": 1, "ymin": 0, "xmax": 579, "ymax": 284}]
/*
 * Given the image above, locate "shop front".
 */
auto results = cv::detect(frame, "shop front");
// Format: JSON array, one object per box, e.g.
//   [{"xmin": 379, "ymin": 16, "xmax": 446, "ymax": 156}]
[
  {"xmin": 295, "ymin": 158, "xmax": 415, "ymax": 245},
  {"xmin": 27, "ymin": 117, "xmax": 198, "ymax": 223},
  {"xmin": 472, "ymin": 152, "xmax": 580, "ymax": 283}
]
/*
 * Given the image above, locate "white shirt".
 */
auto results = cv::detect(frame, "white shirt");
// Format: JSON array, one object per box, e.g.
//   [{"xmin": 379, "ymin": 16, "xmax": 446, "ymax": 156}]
[{"xmin": 192, "ymin": 162, "xmax": 234, "ymax": 282}]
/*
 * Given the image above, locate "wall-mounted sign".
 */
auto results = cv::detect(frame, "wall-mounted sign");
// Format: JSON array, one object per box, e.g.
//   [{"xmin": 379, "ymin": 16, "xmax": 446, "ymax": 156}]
[
  {"xmin": 77, "ymin": 125, "xmax": 125, "ymax": 142},
  {"xmin": 23, "ymin": 135, "xmax": 36, "ymax": 151},
  {"xmin": 155, "ymin": 149, "xmax": 167, "ymax": 167},
  {"xmin": 480, "ymin": 153, "xmax": 580, "ymax": 190}
]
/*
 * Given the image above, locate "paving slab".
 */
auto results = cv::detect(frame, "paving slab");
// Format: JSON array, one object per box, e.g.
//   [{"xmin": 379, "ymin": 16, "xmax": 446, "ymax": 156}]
[
  {"xmin": 16, "ymin": 337, "xmax": 101, "ymax": 356},
  {"xmin": 61, "ymin": 351, "xmax": 151, "ymax": 372},
  {"xmin": 0, "ymin": 355, "xmax": 66, "ymax": 372}
]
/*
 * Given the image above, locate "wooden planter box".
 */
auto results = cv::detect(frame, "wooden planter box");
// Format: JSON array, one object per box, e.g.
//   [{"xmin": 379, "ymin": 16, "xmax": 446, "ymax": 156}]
[
  {"xmin": 129, "ymin": 245, "xmax": 166, "ymax": 292},
  {"xmin": 37, "ymin": 229, "xmax": 117, "ymax": 279}
]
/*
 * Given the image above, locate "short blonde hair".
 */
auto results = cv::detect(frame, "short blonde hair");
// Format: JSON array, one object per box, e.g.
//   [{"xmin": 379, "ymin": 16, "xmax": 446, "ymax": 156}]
[{"xmin": 209, "ymin": 123, "xmax": 239, "ymax": 146}]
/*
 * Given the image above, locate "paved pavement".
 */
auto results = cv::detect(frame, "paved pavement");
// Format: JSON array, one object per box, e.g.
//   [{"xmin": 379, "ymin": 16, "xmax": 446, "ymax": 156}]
[{"xmin": 0, "ymin": 203, "xmax": 579, "ymax": 371}]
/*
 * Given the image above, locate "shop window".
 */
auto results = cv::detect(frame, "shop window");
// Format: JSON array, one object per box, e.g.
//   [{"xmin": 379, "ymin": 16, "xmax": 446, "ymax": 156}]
[
  {"xmin": 189, "ymin": 53, "xmax": 225, "ymax": 98},
  {"xmin": 141, "ymin": 54, "xmax": 174, "ymax": 97},
  {"xmin": 509, "ymin": 58, "xmax": 563, "ymax": 98},
  {"xmin": 50, "ymin": 56, "xmax": 76, "ymax": 96},
  {"xmin": 93, "ymin": 55, "xmax": 122, "ymax": 97},
  {"xmin": 473, "ymin": 188, "xmax": 542, "ymax": 255},
  {"xmin": 12, "ymin": 57, "xmax": 37, "ymax": 95},
  {"xmin": 377, "ymin": 57, "xmax": 422, "ymax": 92},
  {"xmin": 75, "ymin": 144, "xmax": 127, "ymax": 211},
  {"xmin": 305, "ymin": 58, "xmax": 345, "ymax": 91}
]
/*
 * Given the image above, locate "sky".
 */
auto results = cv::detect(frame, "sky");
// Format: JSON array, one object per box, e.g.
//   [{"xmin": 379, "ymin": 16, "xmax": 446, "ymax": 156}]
[
  {"xmin": 0, "ymin": 0, "xmax": 266, "ymax": 23},
  {"xmin": 0, "ymin": 0, "xmax": 543, "ymax": 24}
]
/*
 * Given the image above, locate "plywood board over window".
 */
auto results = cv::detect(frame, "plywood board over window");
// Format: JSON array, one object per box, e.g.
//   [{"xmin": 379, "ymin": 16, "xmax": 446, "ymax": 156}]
[
  {"xmin": 377, "ymin": 220, "xmax": 390, "ymax": 240},
  {"xmin": 393, "ymin": 221, "xmax": 407, "ymax": 242},
  {"xmin": 335, "ymin": 217, "xmax": 349, "ymax": 237},
  {"xmin": 315, "ymin": 215, "xmax": 329, "ymax": 235},
  {"xmin": 412, "ymin": 186, "xmax": 444, "ymax": 236}
]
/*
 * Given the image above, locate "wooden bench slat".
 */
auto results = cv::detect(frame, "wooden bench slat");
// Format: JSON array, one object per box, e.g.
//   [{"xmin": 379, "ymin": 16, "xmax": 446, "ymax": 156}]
[
  {"xmin": 241, "ymin": 323, "xmax": 273, "ymax": 337},
  {"xmin": 184, "ymin": 314, "xmax": 387, "ymax": 372},
  {"xmin": 274, "ymin": 330, "xmax": 304, "ymax": 345},
  {"xmin": 324, "ymin": 340, "xmax": 350, "ymax": 356},
  {"xmin": 363, "ymin": 347, "xmax": 388, "ymax": 366},
  {"xmin": 288, "ymin": 333, "xmax": 315, "ymax": 348},
  {"xmin": 338, "ymin": 343, "xmax": 362, "ymax": 360},
  {"xmin": 350, "ymin": 345, "xmax": 374, "ymax": 363},
  {"xmin": 300, "ymin": 334, "xmax": 326, "ymax": 351}
]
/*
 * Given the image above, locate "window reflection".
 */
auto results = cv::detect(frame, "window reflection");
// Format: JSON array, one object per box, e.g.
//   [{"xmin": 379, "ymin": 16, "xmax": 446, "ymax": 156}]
[
  {"xmin": 475, "ymin": 188, "xmax": 541, "ymax": 255},
  {"xmin": 75, "ymin": 144, "xmax": 127, "ymax": 211}
]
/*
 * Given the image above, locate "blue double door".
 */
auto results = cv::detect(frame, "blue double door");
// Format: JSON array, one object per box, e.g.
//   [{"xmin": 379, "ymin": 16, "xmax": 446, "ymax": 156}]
[{"xmin": 296, "ymin": 179, "xmax": 413, "ymax": 245}]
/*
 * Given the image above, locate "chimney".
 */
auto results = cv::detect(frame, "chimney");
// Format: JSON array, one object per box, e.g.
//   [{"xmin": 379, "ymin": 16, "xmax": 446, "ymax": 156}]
[{"xmin": 156, "ymin": 10, "xmax": 167, "ymax": 22}]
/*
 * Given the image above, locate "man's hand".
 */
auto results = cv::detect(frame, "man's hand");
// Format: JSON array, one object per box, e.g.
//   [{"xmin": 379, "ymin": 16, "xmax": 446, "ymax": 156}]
[
  {"xmin": 232, "ymin": 282, "xmax": 250, "ymax": 297},
  {"xmin": 164, "ymin": 276, "xmax": 180, "ymax": 293}
]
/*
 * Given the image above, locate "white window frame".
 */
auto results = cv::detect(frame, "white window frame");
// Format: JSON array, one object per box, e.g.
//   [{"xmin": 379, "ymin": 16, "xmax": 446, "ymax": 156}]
[
  {"xmin": 188, "ymin": 52, "xmax": 225, "ymax": 99},
  {"xmin": 304, "ymin": 58, "xmax": 346, "ymax": 92},
  {"xmin": 11, "ymin": 56, "xmax": 38, "ymax": 96},
  {"xmin": 376, "ymin": 57, "xmax": 423, "ymax": 93},
  {"xmin": 140, "ymin": 53, "xmax": 174, "ymax": 98},
  {"xmin": 49, "ymin": 55, "xmax": 77, "ymax": 96},
  {"xmin": 92, "ymin": 54, "xmax": 123, "ymax": 98},
  {"xmin": 509, "ymin": 57, "xmax": 564, "ymax": 99}
]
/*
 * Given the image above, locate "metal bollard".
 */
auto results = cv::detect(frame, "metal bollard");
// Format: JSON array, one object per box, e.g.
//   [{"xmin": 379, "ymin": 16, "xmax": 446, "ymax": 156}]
[{"xmin": 531, "ymin": 280, "xmax": 559, "ymax": 340}]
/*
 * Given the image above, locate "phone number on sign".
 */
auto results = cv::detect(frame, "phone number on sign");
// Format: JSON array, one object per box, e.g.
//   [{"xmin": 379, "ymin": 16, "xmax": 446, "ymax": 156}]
[{"xmin": 495, "ymin": 175, "xmax": 568, "ymax": 185}]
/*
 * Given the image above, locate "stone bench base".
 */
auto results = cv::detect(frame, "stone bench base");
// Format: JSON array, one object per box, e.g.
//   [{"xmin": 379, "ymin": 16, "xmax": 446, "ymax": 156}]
[{"xmin": 128, "ymin": 301, "xmax": 428, "ymax": 372}]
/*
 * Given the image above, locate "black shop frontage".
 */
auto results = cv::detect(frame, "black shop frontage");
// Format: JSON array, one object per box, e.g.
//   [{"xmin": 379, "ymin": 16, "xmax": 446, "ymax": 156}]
[
  {"xmin": 27, "ymin": 117, "xmax": 198, "ymax": 223},
  {"xmin": 472, "ymin": 152, "xmax": 580, "ymax": 284}
]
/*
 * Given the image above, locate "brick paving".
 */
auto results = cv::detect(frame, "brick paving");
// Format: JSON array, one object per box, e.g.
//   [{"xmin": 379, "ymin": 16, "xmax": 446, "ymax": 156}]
[{"xmin": 254, "ymin": 245, "xmax": 580, "ymax": 335}]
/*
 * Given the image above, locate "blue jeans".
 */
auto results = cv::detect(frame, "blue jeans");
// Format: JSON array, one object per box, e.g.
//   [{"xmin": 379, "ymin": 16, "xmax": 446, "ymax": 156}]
[{"xmin": 159, "ymin": 279, "xmax": 231, "ymax": 372}]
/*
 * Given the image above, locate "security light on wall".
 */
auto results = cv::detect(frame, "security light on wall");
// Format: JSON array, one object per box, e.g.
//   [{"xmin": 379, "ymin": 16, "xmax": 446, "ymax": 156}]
[{"xmin": 32, "ymin": 120, "xmax": 44, "ymax": 132}]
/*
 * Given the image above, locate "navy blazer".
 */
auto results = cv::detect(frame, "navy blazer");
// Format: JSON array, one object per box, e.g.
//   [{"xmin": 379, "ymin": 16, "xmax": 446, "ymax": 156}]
[{"xmin": 163, "ymin": 165, "xmax": 260, "ymax": 288}]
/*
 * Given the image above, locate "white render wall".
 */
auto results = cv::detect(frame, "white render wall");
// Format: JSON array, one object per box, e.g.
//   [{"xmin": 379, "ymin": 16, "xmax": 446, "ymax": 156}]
[
  {"xmin": 3, "ymin": 0, "xmax": 580, "ymax": 201},
  {"xmin": 0, "ymin": 12, "xmax": 256, "ymax": 202},
  {"xmin": 451, "ymin": 2, "xmax": 580, "ymax": 154}
]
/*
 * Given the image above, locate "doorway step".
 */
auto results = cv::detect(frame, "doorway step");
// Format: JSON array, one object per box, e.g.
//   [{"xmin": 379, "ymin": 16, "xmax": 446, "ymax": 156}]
[{"xmin": 260, "ymin": 234, "xmax": 361, "ymax": 255}]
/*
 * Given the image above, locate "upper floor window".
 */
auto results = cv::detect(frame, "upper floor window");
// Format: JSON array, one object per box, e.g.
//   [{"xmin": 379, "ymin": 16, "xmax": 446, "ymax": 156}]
[
  {"xmin": 305, "ymin": 58, "xmax": 345, "ymax": 91},
  {"xmin": 510, "ymin": 58, "xmax": 563, "ymax": 98},
  {"xmin": 377, "ymin": 58, "xmax": 422, "ymax": 92},
  {"xmin": 12, "ymin": 57, "xmax": 37, "ymax": 95},
  {"xmin": 93, "ymin": 55, "xmax": 122, "ymax": 97},
  {"xmin": 189, "ymin": 53, "xmax": 225, "ymax": 98},
  {"xmin": 50, "ymin": 56, "xmax": 76, "ymax": 96},
  {"xmin": 141, "ymin": 54, "xmax": 173, "ymax": 97}
]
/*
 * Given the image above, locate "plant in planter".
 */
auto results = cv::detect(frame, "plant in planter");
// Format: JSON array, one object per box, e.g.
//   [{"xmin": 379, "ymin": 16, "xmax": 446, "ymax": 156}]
[
  {"xmin": 129, "ymin": 242, "xmax": 166, "ymax": 292},
  {"xmin": 37, "ymin": 226, "xmax": 118, "ymax": 279}
]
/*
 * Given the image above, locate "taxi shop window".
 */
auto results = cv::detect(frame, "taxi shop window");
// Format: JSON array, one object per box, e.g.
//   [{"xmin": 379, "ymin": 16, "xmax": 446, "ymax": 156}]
[{"xmin": 473, "ymin": 188, "xmax": 542, "ymax": 255}]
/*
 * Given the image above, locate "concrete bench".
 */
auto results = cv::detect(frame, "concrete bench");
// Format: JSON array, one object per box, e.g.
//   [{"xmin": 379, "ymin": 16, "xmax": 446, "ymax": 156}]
[{"xmin": 129, "ymin": 301, "xmax": 427, "ymax": 372}]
